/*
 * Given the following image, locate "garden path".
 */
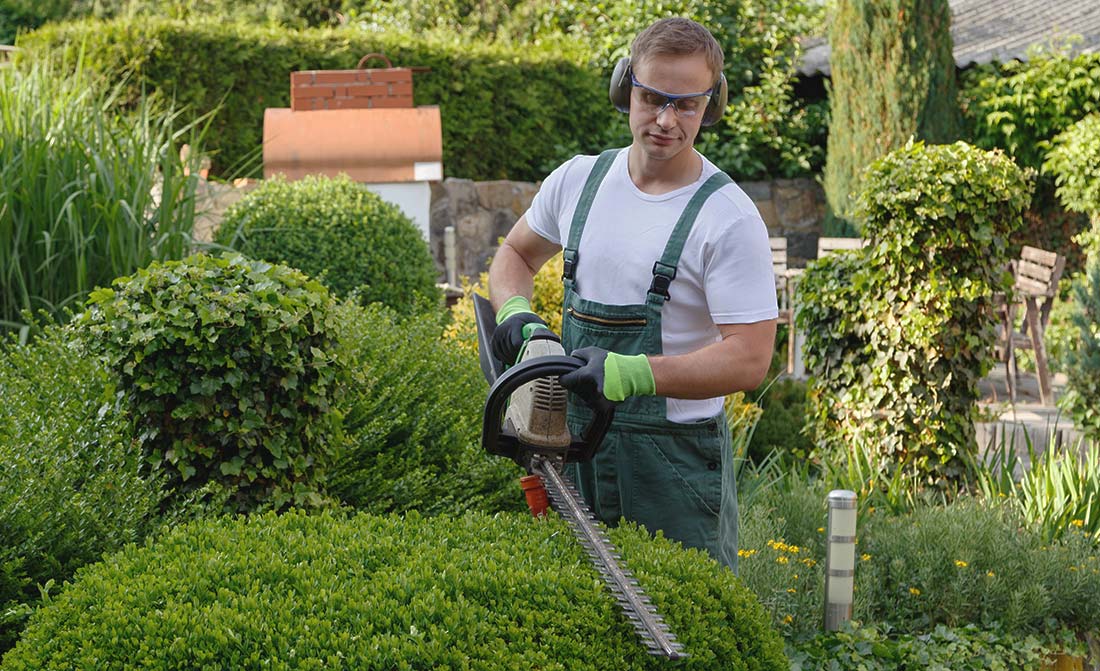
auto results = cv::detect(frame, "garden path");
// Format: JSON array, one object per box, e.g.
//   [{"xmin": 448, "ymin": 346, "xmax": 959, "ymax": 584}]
[{"xmin": 976, "ymin": 363, "xmax": 1085, "ymax": 469}]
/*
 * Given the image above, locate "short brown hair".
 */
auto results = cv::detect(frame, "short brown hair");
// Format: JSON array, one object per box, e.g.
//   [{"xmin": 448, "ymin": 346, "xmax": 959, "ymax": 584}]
[{"xmin": 630, "ymin": 17, "xmax": 724, "ymax": 82}]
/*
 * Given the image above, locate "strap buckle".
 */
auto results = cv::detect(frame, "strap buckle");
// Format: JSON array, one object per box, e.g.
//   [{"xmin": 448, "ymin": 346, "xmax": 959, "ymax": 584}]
[
  {"xmin": 649, "ymin": 261, "xmax": 677, "ymax": 301},
  {"xmin": 562, "ymin": 249, "xmax": 579, "ymax": 281}
]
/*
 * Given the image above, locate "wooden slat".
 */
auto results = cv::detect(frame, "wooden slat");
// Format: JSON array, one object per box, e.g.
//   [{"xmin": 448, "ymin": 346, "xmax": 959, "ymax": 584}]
[
  {"xmin": 1021, "ymin": 245, "xmax": 1059, "ymax": 267},
  {"xmin": 818, "ymin": 237, "xmax": 866, "ymax": 258},
  {"xmin": 1017, "ymin": 258, "xmax": 1055, "ymax": 283},
  {"xmin": 1015, "ymin": 275, "xmax": 1052, "ymax": 297},
  {"xmin": 770, "ymin": 237, "xmax": 788, "ymax": 274}
]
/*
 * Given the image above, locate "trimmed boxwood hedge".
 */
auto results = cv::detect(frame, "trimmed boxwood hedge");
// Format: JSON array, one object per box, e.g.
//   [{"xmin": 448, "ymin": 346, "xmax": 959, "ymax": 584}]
[
  {"xmin": 216, "ymin": 174, "xmax": 440, "ymax": 312},
  {"xmin": 0, "ymin": 509, "xmax": 788, "ymax": 670},
  {"xmin": 17, "ymin": 18, "xmax": 613, "ymax": 182},
  {"xmin": 0, "ymin": 323, "xmax": 165, "ymax": 655}
]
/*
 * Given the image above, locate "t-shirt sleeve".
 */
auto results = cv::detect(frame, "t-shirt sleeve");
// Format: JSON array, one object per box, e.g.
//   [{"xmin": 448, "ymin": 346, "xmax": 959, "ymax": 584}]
[
  {"xmin": 704, "ymin": 207, "xmax": 780, "ymax": 324},
  {"xmin": 524, "ymin": 156, "xmax": 581, "ymax": 246}
]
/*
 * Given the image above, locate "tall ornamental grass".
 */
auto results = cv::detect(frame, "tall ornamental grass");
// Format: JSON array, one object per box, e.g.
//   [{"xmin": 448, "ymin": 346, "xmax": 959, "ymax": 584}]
[{"xmin": 0, "ymin": 57, "xmax": 206, "ymax": 333}]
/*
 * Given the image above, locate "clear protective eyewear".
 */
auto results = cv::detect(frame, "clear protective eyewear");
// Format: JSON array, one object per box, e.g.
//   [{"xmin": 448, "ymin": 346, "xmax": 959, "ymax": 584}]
[{"xmin": 630, "ymin": 72, "xmax": 713, "ymax": 118}]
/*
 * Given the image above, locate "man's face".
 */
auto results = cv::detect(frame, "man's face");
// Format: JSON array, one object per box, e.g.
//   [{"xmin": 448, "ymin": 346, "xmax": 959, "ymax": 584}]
[{"xmin": 628, "ymin": 52, "xmax": 715, "ymax": 164}]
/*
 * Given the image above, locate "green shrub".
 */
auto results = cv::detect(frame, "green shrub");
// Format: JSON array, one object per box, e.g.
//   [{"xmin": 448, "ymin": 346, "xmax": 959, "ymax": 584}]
[
  {"xmin": 1044, "ymin": 113, "xmax": 1100, "ymax": 222},
  {"xmin": 748, "ymin": 377, "xmax": 812, "ymax": 466},
  {"xmin": 961, "ymin": 47, "xmax": 1100, "ymax": 174},
  {"xmin": 788, "ymin": 622, "xmax": 1072, "ymax": 670},
  {"xmin": 823, "ymin": 0, "xmax": 960, "ymax": 229},
  {"xmin": 1045, "ymin": 114, "xmax": 1100, "ymax": 439},
  {"xmin": 798, "ymin": 141, "xmax": 1032, "ymax": 487},
  {"xmin": 1061, "ymin": 261, "xmax": 1100, "ymax": 441},
  {"xmin": 854, "ymin": 499, "xmax": 1100, "ymax": 636},
  {"xmin": 736, "ymin": 477, "xmax": 827, "ymax": 639},
  {"xmin": 75, "ymin": 253, "xmax": 341, "ymax": 513},
  {"xmin": 0, "ymin": 509, "xmax": 789, "ymax": 670},
  {"xmin": 329, "ymin": 300, "xmax": 524, "ymax": 515},
  {"xmin": 216, "ymin": 175, "xmax": 439, "ymax": 313},
  {"xmin": 0, "ymin": 56, "xmax": 203, "ymax": 333},
  {"xmin": 0, "ymin": 323, "xmax": 165, "ymax": 654},
  {"xmin": 741, "ymin": 476, "xmax": 1100, "ymax": 641}
]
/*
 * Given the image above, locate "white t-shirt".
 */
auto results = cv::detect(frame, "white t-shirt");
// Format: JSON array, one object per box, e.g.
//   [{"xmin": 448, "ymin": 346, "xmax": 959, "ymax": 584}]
[{"xmin": 525, "ymin": 148, "xmax": 778, "ymax": 422}]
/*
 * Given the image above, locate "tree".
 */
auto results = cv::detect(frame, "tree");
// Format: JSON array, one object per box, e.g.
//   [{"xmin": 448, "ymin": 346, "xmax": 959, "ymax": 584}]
[{"xmin": 823, "ymin": 0, "xmax": 960, "ymax": 233}]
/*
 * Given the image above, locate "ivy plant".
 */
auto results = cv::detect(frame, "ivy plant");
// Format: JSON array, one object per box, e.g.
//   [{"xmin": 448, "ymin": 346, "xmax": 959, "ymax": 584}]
[
  {"xmin": 796, "ymin": 141, "xmax": 1032, "ymax": 487},
  {"xmin": 76, "ymin": 253, "xmax": 341, "ymax": 512}
]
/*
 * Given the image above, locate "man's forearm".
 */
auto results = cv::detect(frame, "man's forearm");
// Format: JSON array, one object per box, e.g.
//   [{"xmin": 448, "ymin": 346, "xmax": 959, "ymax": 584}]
[
  {"xmin": 488, "ymin": 240, "xmax": 537, "ymax": 311},
  {"xmin": 648, "ymin": 320, "xmax": 777, "ymax": 399}
]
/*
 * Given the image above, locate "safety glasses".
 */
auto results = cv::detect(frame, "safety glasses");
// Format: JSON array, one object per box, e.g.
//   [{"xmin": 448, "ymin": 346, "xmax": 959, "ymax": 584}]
[{"xmin": 630, "ymin": 72, "xmax": 713, "ymax": 118}]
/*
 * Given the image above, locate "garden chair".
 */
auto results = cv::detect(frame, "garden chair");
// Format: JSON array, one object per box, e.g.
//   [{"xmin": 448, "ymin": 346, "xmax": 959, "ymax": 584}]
[
  {"xmin": 771, "ymin": 237, "xmax": 796, "ymax": 374},
  {"xmin": 994, "ymin": 245, "xmax": 1066, "ymax": 405}
]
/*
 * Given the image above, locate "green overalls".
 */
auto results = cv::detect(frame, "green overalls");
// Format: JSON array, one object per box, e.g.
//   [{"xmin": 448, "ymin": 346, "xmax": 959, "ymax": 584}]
[{"xmin": 562, "ymin": 149, "xmax": 739, "ymax": 572}]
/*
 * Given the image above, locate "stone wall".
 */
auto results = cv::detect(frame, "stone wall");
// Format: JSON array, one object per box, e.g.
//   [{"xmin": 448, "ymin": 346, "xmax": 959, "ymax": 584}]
[
  {"xmin": 191, "ymin": 174, "xmax": 827, "ymax": 280},
  {"xmin": 428, "ymin": 176, "xmax": 827, "ymax": 281}
]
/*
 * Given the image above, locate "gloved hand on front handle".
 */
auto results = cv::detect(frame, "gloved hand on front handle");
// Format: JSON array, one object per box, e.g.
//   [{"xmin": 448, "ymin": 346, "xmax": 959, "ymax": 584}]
[
  {"xmin": 492, "ymin": 295, "xmax": 549, "ymax": 365},
  {"xmin": 558, "ymin": 346, "xmax": 656, "ymax": 411}
]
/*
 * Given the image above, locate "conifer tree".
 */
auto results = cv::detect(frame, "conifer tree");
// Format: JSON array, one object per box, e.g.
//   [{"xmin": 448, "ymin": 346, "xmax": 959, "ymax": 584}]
[{"xmin": 823, "ymin": 0, "xmax": 960, "ymax": 232}]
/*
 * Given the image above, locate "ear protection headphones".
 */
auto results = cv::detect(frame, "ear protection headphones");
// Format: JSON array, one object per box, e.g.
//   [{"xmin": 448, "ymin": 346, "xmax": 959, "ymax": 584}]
[{"xmin": 608, "ymin": 56, "xmax": 728, "ymax": 127}]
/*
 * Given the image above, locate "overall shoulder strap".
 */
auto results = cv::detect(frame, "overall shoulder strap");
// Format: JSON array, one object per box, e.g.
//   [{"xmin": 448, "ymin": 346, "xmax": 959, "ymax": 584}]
[
  {"xmin": 562, "ymin": 148, "xmax": 620, "ymax": 286},
  {"xmin": 648, "ymin": 171, "xmax": 733, "ymax": 305}
]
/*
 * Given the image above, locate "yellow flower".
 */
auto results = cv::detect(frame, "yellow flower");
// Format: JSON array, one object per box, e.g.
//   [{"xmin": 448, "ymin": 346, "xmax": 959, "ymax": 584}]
[
  {"xmin": 789, "ymin": 545, "xmax": 801, "ymax": 554},
  {"xmin": 738, "ymin": 549, "xmax": 757, "ymax": 558},
  {"xmin": 987, "ymin": 571, "xmax": 995, "ymax": 578},
  {"xmin": 777, "ymin": 556, "xmax": 789, "ymax": 565},
  {"xmin": 1071, "ymin": 519, "xmax": 1085, "ymax": 528},
  {"xmin": 955, "ymin": 560, "xmax": 968, "ymax": 568},
  {"xmin": 787, "ymin": 588, "xmax": 797, "ymax": 594},
  {"xmin": 861, "ymin": 554, "xmax": 872, "ymax": 562},
  {"xmin": 909, "ymin": 587, "xmax": 921, "ymax": 596},
  {"xmin": 782, "ymin": 615, "xmax": 793, "ymax": 625},
  {"xmin": 817, "ymin": 527, "xmax": 825, "ymax": 533},
  {"xmin": 801, "ymin": 558, "xmax": 817, "ymax": 567}
]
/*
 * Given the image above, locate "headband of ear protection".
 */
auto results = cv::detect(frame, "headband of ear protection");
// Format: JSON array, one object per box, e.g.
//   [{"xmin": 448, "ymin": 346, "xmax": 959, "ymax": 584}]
[{"xmin": 608, "ymin": 56, "xmax": 728, "ymax": 127}]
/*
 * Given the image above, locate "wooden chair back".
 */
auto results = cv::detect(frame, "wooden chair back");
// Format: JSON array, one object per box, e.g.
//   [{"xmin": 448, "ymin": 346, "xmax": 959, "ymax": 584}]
[
  {"xmin": 770, "ymin": 237, "xmax": 797, "ymax": 374},
  {"xmin": 817, "ymin": 236, "xmax": 866, "ymax": 259}
]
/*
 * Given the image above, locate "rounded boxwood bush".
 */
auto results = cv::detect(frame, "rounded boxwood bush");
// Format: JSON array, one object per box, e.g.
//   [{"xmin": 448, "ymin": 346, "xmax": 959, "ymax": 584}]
[
  {"xmin": 0, "ymin": 510, "xmax": 787, "ymax": 670},
  {"xmin": 75, "ymin": 253, "xmax": 341, "ymax": 512},
  {"xmin": 216, "ymin": 174, "xmax": 440, "ymax": 313}
]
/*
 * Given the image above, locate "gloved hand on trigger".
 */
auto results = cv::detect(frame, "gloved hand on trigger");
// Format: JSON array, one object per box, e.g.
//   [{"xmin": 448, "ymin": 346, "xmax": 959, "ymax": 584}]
[
  {"xmin": 558, "ymin": 346, "xmax": 656, "ymax": 412},
  {"xmin": 492, "ymin": 295, "xmax": 549, "ymax": 365}
]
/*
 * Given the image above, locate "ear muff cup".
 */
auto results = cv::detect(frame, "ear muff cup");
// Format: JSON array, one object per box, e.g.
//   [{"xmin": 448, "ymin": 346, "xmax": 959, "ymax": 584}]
[{"xmin": 608, "ymin": 56, "xmax": 728, "ymax": 127}]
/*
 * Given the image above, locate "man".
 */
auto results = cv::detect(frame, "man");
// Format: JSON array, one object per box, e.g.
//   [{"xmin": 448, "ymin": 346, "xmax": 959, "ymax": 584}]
[{"xmin": 488, "ymin": 17, "xmax": 777, "ymax": 571}]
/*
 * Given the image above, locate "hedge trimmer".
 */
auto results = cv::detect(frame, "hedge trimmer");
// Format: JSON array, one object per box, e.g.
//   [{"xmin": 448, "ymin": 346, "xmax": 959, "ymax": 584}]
[{"xmin": 473, "ymin": 294, "xmax": 687, "ymax": 660}]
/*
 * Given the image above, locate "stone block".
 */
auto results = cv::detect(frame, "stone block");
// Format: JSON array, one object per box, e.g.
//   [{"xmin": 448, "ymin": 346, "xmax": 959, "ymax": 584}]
[{"xmin": 476, "ymin": 180, "xmax": 540, "ymax": 217}]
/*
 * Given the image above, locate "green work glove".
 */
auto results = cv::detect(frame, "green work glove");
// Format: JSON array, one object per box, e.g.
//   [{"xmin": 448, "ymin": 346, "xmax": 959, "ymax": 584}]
[
  {"xmin": 559, "ymin": 347, "xmax": 656, "ymax": 410},
  {"xmin": 492, "ymin": 295, "xmax": 548, "ymax": 365}
]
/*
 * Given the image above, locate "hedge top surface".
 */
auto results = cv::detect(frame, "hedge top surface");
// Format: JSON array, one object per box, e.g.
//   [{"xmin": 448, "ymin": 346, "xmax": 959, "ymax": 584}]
[{"xmin": 1, "ymin": 510, "xmax": 787, "ymax": 671}]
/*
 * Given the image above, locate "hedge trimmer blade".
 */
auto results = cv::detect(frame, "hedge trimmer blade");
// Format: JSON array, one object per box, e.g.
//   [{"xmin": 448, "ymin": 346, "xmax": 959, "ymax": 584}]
[{"xmin": 532, "ymin": 455, "xmax": 688, "ymax": 660}]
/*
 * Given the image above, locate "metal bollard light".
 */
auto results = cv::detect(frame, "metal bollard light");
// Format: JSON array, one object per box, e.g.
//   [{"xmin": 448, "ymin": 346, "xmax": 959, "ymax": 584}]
[{"xmin": 824, "ymin": 489, "xmax": 857, "ymax": 631}]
